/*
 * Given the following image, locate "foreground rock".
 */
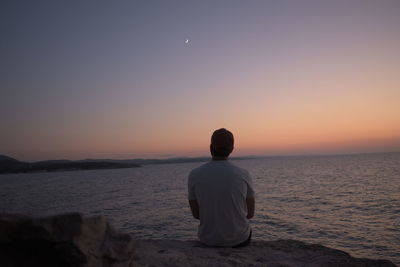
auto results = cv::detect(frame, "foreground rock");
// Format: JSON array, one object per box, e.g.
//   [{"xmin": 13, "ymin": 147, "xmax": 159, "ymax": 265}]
[
  {"xmin": 0, "ymin": 213, "xmax": 134, "ymax": 267},
  {"xmin": 0, "ymin": 213, "xmax": 396, "ymax": 267},
  {"xmin": 133, "ymin": 239, "xmax": 397, "ymax": 267}
]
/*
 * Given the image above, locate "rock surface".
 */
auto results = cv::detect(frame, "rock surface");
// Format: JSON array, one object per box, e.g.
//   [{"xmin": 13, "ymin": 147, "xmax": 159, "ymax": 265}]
[
  {"xmin": 0, "ymin": 213, "xmax": 397, "ymax": 267},
  {"xmin": 132, "ymin": 239, "xmax": 397, "ymax": 267},
  {"xmin": 0, "ymin": 213, "xmax": 134, "ymax": 267}
]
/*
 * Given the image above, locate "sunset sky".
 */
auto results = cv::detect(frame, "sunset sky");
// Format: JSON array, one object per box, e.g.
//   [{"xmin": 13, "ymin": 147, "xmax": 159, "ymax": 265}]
[{"xmin": 1, "ymin": 1, "xmax": 400, "ymax": 161}]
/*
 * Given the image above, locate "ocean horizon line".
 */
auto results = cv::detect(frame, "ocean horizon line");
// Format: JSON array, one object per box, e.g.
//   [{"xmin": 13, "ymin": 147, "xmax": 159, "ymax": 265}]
[{"xmin": 3, "ymin": 150, "xmax": 400, "ymax": 164}]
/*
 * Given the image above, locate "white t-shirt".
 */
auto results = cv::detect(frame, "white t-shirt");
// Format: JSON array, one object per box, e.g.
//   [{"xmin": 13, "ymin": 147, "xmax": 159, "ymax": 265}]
[{"xmin": 188, "ymin": 160, "xmax": 255, "ymax": 247}]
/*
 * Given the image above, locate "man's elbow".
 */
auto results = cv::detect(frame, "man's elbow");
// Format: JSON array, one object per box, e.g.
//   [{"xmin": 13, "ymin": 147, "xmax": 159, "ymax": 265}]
[
  {"xmin": 246, "ymin": 197, "xmax": 255, "ymax": 219},
  {"xmin": 189, "ymin": 200, "xmax": 200, "ymax": 220}
]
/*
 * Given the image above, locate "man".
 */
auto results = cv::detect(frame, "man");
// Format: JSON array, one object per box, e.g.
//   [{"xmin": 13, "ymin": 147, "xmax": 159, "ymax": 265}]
[{"xmin": 188, "ymin": 128, "xmax": 255, "ymax": 247}]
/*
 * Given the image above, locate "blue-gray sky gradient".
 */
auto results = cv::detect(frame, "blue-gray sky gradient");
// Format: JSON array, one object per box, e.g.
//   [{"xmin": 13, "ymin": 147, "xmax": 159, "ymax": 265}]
[{"xmin": 1, "ymin": 1, "xmax": 400, "ymax": 160}]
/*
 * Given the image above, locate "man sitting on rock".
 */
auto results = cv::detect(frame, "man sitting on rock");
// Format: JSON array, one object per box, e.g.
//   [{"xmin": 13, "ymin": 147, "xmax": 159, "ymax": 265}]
[{"xmin": 188, "ymin": 128, "xmax": 255, "ymax": 247}]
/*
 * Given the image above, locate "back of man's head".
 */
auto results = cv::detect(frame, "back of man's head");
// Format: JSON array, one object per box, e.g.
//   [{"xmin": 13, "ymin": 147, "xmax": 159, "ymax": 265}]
[{"xmin": 210, "ymin": 128, "xmax": 234, "ymax": 158}]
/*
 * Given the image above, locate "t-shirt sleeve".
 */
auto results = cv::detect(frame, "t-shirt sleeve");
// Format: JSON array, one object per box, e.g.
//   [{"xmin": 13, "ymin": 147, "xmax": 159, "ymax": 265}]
[
  {"xmin": 188, "ymin": 171, "xmax": 196, "ymax": 200},
  {"xmin": 245, "ymin": 171, "xmax": 255, "ymax": 198}
]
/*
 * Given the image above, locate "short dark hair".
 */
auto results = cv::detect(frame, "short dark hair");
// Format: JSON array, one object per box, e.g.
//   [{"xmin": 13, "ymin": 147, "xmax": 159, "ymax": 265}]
[{"xmin": 210, "ymin": 128, "xmax": 234, "ymax": 157}]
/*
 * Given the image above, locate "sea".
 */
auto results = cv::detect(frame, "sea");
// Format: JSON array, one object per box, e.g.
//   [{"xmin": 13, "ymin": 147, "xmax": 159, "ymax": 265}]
[{"xmin": 1, "ymin": 152, "xmax": 399, "ymax": 265}]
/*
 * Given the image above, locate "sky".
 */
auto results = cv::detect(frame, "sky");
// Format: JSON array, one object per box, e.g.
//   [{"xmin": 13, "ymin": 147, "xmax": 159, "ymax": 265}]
[{"xmin": 1, "ymin": 0, "xmax": 400, "ymax": 161}]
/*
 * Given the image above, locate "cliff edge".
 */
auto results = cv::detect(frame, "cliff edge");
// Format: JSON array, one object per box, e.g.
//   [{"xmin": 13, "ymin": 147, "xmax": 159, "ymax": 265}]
[
  {"xmin": 133, "ymin": 239, "xmax": 396, "ymax": 267},
  {"xmin": 0, "ymin": 213, "xmax": 396, "ymax": 267}
]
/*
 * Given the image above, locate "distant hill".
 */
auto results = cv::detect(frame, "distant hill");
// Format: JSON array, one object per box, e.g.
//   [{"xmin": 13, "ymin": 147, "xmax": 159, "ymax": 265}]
[
  {"xmin": 0, "ymin": 155, "xmax": 30, "ymax": 173},
  {"xmin": 0, "ymin": 155, "xmax": 258, "ymax": 175},
  {"xmin": 0, "ymin": 155, "xmax": 19, "ymax": 162},
  {"xmin": 0, "ymin": 155, "xmax": 140, "ymax": 174}
]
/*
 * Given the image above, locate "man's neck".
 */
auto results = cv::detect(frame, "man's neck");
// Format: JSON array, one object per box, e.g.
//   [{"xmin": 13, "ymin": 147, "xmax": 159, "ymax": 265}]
[{"xmin": 212, "ymin": 156, "xmax": 228, "ymax": 161}]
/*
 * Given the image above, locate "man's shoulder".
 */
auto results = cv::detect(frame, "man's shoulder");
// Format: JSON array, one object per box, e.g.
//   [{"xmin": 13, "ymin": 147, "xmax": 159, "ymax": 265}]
[
  {"xmin": 189, "ymin": 161, "xmax": 212, "ymax": 178},
  {"xmin": 227, "ymin": 161, "xmax": 251, "ymax": 177},
  {"xmin": 189, "ymin": 160, "xmax": 251, "ymax": 180}
]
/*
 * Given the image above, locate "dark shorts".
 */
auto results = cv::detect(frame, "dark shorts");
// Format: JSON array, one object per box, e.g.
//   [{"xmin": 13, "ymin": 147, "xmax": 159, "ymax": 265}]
[{"xmin": 232, "ymin": 230, "xmax": 252, "ymax": 248}]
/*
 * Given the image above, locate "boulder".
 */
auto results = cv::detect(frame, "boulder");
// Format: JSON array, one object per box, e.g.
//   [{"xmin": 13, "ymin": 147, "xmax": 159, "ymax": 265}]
[{"xmin": 0, "ymin": 213, "xmax": 134, "ymax": 267}]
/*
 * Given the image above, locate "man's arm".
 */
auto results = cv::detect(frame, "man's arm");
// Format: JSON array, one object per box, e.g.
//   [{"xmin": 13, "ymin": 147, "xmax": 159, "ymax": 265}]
[
  {"xmin": 189, "ymin": 200, "xmax": 200, "ymax": 220},
  {"xmin": 246, "ymin": 197, "xmax": 255, "ymax": 219}
]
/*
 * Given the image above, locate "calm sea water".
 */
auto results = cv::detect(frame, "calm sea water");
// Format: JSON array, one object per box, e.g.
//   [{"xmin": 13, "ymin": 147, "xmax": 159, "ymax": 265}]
[{"xmin": 1, "ymin": 152, "xmax": 399, "ymax": 264}]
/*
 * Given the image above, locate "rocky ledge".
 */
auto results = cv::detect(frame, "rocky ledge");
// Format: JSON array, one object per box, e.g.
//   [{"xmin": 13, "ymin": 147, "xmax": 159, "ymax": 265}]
[
  {"xmin": 134, "ymin": 239, "xmax": 397, "ymax": 267},
  {"xmin": 0, "ymin": 213, "xmax": 397, "ymax": 267}
]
